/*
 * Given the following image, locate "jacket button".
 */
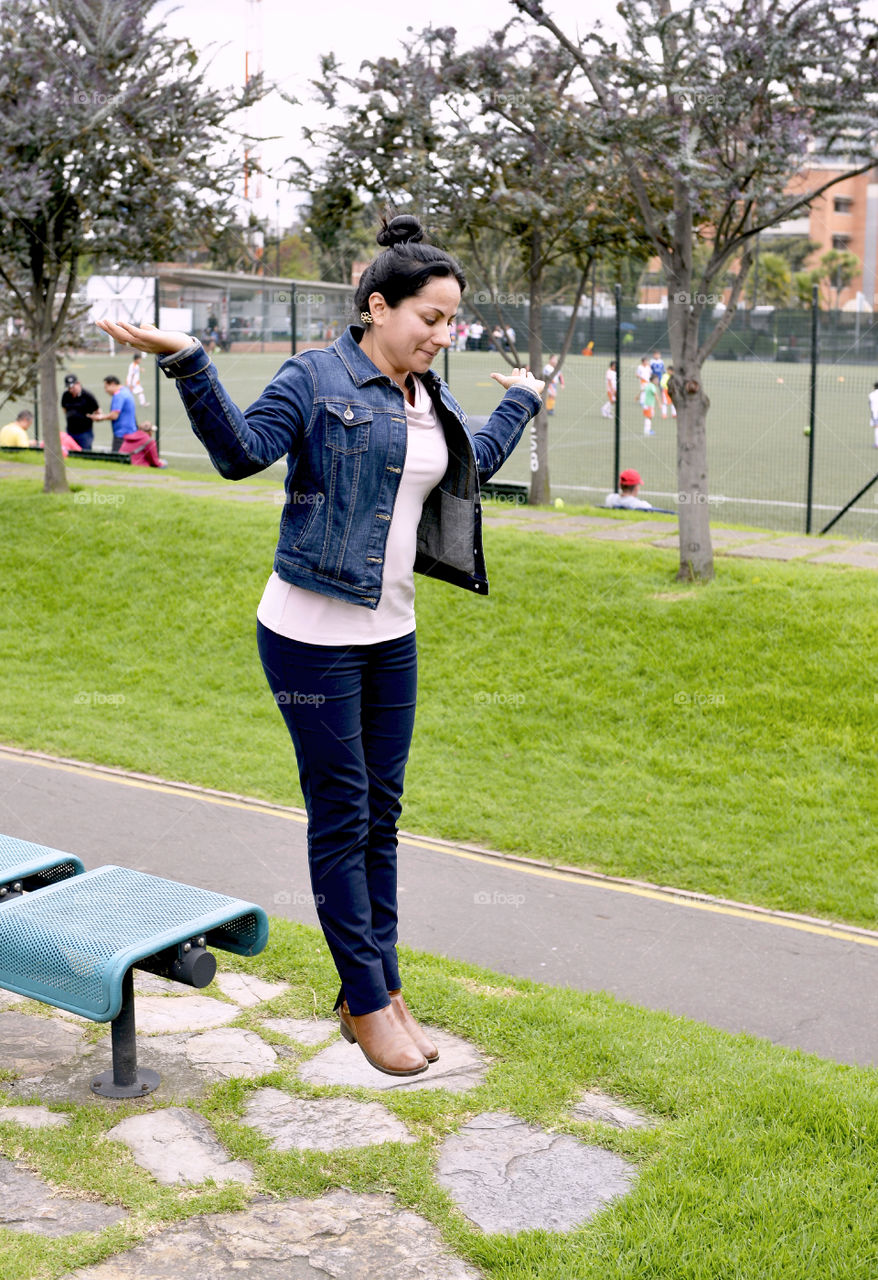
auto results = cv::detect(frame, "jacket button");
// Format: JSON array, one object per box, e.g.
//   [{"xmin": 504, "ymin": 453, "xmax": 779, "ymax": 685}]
[{"xmin": 343, "ymin": 408, "xmax": 354, "ymax": 422}]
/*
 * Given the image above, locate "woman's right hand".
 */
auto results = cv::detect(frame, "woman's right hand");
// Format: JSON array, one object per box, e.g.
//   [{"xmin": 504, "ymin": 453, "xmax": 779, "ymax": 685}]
[{"xmin": 95, "ymin": 319, "xmax": 197, "ymax": 355}]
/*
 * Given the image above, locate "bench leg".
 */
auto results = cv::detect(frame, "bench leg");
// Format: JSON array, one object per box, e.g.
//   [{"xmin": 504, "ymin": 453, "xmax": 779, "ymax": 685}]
[{"xmin": 91, "ymin": 967, "xmax": 160, "ymax": 1098}]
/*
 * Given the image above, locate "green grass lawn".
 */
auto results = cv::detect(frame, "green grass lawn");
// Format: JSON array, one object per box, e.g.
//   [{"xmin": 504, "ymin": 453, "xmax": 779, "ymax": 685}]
[
  {"xmin": 0, "ymin": 477, "xmax": 874, "ymax": 928},
  {"xmin": 2, "ymin": 923, "xmax": 876, "ymax": 1280},
  {"xmin": 7, "ymin": 346, "xmax": 878, "ymax": 534}
]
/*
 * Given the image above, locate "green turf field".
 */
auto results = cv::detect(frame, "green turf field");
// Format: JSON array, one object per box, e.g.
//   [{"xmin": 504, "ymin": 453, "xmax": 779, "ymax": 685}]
[{"xmin": 11, "ymin": 347, "xmax": 878, "ymax": 537}]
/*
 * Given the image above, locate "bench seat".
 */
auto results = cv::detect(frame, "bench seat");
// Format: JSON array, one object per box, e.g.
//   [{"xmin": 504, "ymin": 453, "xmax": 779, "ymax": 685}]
[
  {"xmin": 0, "ymin": 834, "xmax": 84, "ymax": 897},
  {"xmin": 0, "ymin": 863, "xmax": 270, "ymax": 1097},
  {"xmin": 0, "ymin": 864, "xmax": 268, "ymax": 1021}
]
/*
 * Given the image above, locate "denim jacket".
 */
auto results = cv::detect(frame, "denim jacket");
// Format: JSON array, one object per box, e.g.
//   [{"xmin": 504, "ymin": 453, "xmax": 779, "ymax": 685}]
[{"xmin": 159, "ymin": 326, "xmax": 541, "ymax": 608}]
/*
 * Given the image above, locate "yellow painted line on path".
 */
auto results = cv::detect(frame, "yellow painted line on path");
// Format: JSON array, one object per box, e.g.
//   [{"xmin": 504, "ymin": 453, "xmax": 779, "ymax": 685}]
[{"xmin": 2, "ymin": 746, "xmax": 876, "ymax": 951}]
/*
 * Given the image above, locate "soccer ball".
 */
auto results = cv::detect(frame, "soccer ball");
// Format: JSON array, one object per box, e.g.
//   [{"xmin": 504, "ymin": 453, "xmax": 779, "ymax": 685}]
[{"xmin": 554, "ymin": 497, "xmax": 565, "ymax": 508}]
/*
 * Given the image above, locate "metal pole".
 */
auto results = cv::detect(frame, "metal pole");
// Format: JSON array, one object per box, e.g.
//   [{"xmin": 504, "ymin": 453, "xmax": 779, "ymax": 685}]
[
  {"xmin": 613, "ymin": 283, "xmax": 622, "ymax": 493},
  {"xmin": 443, "ymin": 346, "xmax": 449, "ymax": 386},
  {"xmin": 153, "ymin": 277, "xmax": 161, "ymax": 456},
  {"xmin": 805, "ymin": 282, "xmax": 818, "ymax": 534},
  {"xmin": 820, "ymin": 470, "xmax": 878, "ymax": 535},
  {"xmin": 290, "ymin": 290, "xmax": 296, "ymax": 357}
]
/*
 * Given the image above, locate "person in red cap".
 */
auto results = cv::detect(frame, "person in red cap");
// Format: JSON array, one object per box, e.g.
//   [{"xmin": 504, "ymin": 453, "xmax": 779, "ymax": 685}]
[{"xmin": 605, "ymin": 468, "xmax": 655, "ymax": 510}]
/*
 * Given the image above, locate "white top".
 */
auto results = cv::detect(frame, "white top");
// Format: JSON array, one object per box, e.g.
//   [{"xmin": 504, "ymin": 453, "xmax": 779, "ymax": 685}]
[
  {"xmin": 257, "ymin": 376, "xmax": 448, "ymax": 645},
  {"xmin": 605, "ymin": 492, "xmax": 654, "ymax": 510},
  {"xmin": 869, "ymin": 388, "xmax": 878, "ymax": 417}
]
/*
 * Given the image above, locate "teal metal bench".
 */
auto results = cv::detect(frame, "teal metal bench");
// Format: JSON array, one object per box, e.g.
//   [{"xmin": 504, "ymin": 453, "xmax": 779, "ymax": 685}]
[
  {"xmin": 0, "ymin": 834, "xmax": 85, "ymax": 900},
  {"xmin": 0, "ymin": 863, "xmax": 269, "ymax": 1098}
]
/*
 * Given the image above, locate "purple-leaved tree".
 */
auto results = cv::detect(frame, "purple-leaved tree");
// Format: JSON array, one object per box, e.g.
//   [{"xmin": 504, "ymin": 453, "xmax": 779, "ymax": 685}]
[
  {"xmin": 296, "ymin": 24, "xmax": 649, "ymax": 503},
  {"xmin": 0, "ymin": 0, "xmax": 260, "ymax": 492},
  {"xmin": 515, "ymin": 0, "xmax": 878, "ymax": 577}
]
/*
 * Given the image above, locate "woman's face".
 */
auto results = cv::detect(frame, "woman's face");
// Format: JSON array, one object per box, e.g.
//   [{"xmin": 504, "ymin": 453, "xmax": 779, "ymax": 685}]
[{"xmin": 367, "ymin": 276, "xmax": 461, "ymax": 379}]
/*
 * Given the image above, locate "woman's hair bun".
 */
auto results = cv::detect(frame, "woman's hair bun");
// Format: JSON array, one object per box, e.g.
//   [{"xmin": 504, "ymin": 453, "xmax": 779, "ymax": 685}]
[{"xmin": 377, "ymin": 215, "xmax": 424, "ymax": 248}]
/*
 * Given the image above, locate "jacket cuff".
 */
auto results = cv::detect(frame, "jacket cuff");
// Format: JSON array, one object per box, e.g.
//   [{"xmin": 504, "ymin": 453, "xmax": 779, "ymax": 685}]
[
  {"xmin": 503, "ymin": 385, "xmax": 543, "ymax": 415},
  {"xmin": 157, "ymin": 341, "xmax": 210, "ymax": 380}
]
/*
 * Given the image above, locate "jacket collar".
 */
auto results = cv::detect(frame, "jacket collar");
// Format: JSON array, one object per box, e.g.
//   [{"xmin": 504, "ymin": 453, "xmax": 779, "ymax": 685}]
[
  {"xmin": 331, "ymin": 326, "xmax": 460, "ymax": 425},
  {"xmin": 333, "ymin": 325, "xmax": 396, "ymax": 388}
]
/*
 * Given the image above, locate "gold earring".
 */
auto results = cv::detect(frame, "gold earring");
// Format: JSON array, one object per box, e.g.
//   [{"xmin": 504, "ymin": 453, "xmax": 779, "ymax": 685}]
[{"xmin": 360, "ymin": 311, "xmax": 373, "ymax": 325}]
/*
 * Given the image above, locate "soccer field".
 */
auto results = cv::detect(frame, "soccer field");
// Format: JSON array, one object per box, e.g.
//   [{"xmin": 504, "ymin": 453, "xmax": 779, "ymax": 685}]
[{"xmin": 48, "ymin": 346, "xmax": 878, "ymax": 537}]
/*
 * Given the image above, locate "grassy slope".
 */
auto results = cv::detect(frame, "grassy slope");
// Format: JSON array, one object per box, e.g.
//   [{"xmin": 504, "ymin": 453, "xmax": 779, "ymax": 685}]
[{"xmin": 0, "ymin": 477, "xmax": 874, "ymax": 926}]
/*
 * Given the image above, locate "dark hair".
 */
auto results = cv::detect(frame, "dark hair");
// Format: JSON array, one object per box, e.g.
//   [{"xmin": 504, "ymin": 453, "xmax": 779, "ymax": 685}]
[
  {"xmin": 104, "ymin": 376, "xmax": 120, "ymax": 385},
  {"xmin": 354, "ymin": 215, "xmax": 466, "ymax": 316}
]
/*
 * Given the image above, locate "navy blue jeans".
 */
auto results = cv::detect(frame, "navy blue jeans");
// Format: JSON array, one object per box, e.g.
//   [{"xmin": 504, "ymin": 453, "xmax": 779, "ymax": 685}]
[{"xmin": 257, "ymin": 621, "xmax": 418, "ymax": 1016}]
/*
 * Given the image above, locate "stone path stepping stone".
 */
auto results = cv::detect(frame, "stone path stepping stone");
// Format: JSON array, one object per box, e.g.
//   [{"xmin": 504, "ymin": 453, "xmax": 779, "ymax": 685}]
[
  {"xmin": 183, "ymin": 1026, "xmax": 278, "ymax": 1078},
  {"xmin": 0, "ymin": 1010, "xmax": 85, "ymax": 1077},
  {"xmin": 65, "ymin": 1188, "xmax": 480, "ymax": 1278},
  {"xmin": 260, "ymin": 1016, "xmax": 337, "ymax": 1045},
  {"xmin": 572, "ymin": 1089, "xmax": 656, "ymax": 1130},
  {"xmin": 135, "ymin": 994, "xmax": 241, "ymax": 1034},
  {"xmin": 0, "ymin": 1104, "xmax": 70, "ymax": 1129},
  {"xmin": 106, "ymin": 1109, "xmax": 253, "ymax": 1186},
  {"xmin": 436, "ymin": 1111, "xmax": 635, "ymax": 1234},
  {"xmin": 212, "ymin": 973, "xmax": 289, "ymax": 1007},
  {"xmin": 243, "ymin": 1086, "xmax": 414, "ymax": 1152},
  {"xmin": 133, "ymin": 973, "xmax": 203, "ymax": 997},
  {"xmin": 298, "ymin": 1027, "xmax": 487, "ymax": 1093},
  {"xmin": 0, "ymin": 1155, "xmax": 127, "ymax": 1237}
]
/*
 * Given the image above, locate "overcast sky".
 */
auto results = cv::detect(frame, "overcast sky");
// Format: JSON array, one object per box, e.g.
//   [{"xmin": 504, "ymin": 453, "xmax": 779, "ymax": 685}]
[{"xmin": 156, "ymin": 0, "xmax": 618, "ymax": 227}]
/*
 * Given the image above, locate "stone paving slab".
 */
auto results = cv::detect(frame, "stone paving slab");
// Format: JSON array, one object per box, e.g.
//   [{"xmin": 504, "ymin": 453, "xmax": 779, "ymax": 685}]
[
  {"xmin": 133, "ymin": 994, "xmax": 240, "ymax": 1034},
  {"xmin": 722, "ymin": 537, "xmax": 826, "ymax": 560},
  {"xmin": 212, "ymin": 973, "xmax": 289, "ymax": 1007},
  {"xmin": 0, "ymin": 1104, "xmax": 71, "ymax": 1130},
  {"xmin": 182, "ymin": 1026, "xmax": 279, "ymax": 1079},
  {"xmin": 297, "ymin": 1027, "xmax": 488, "ymax": 1093},
  {"xmin": 106, "ymin": 1108, "xmax": 254, "ymax": 1186},
  {"xmin": 260, "ymin": 1016, "xmax": 338, "ymax": 1045},
  {"xmin": 243, "ymin": 1086, "xmax": 415, "ymax": 1151},
  {"xmin": 809, "ymin": 543, "xmax": 878, "ymax": 567},
  {"xmin": 0, "ymin": 1155, "xmax": 127, "ymax": 1237},
  {"xmin": 436, "ymin": 1111, "xmax": 635, "ymax": 1234},
  {"xmin": 572, "ymin": 1089, "xmax": 656, "ymax": 1130},
  {"xmin": 63, "ymin": 1189, "xmax": 482, "ymax": 1279},
  {"xmin": 0, "ymin": 1010, "xmax": 86, "ymax": 1077}
]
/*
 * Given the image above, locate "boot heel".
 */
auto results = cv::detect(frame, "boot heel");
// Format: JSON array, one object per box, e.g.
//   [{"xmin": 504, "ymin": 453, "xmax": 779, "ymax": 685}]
[{"xmin": 338, "ymin": 1015, "xmax": 357, "ymax": 1045}]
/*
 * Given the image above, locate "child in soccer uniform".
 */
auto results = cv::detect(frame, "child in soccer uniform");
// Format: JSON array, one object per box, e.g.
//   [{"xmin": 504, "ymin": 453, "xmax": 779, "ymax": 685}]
[
  {"xmin": 126, "ymin": 352, "xmax": 148, "ymax": 406},
  {"xmin": 869, "ymin": 382, "xmax": 878, "ymax": 448},
  {"xmin": 602, "ymin": 360, "xmax": 617, "ymax": 418},
  {"xmin": 542, "ymin": 355, "xmax": 564, "ymax": 414},
  {"xmin": 636, "ymin": 357, "xmax": 651, "ymax": 403},
  {"xmin": 642, "ymin": 375, "xmax": 661, "ymax": 434},
  {"xmin": 661, "ymin": 365, "xmax": 676, "ymax": 418}
]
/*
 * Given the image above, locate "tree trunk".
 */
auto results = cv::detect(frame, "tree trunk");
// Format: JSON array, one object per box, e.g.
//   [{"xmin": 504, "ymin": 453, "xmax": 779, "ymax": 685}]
[
  {"xmin": 526, "ymin": 225, "xmax": 549, "ymax": 506},
  {"xmin": 667, "ymin": 293, "xmax": 713, "ymax": 580},
  {"xmin": 38, "ymin": 336, "xmax": 67, "ymax": 494},
  {"xmin": 673, "ymin": 382, "xmax": 713, "ymax": 581}
]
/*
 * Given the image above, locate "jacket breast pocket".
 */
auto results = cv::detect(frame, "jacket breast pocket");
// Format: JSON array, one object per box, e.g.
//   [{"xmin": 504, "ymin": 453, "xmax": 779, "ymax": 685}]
[{"xmin": 324, "ymin": 403, "xmax": 372, "ymax": 454}]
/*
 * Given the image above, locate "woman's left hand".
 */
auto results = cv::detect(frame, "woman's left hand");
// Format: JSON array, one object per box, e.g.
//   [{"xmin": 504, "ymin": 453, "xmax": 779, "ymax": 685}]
[{"xmin": 491, "ymin": 368, "xmax": 546, "ymax": 395}]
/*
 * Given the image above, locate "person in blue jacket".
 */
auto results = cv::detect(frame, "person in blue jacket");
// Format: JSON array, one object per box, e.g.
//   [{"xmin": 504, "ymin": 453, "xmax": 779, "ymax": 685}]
[{"xmin": 96, "ymin": 215, "xmax": 543, "ymax": 1078}]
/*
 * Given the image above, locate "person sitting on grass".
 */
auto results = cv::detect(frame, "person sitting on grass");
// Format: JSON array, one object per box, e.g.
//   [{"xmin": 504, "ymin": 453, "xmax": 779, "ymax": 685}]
[
  {"xmin": 605, "ymin": 468, "xmax": 657, "ymax": 510},
  {"xmin": 118, "ymin": 421, "xmax": 168, "ymax": 468},
  {"xmin": 0, "ymin": 410, "xmax": 35, "ymax": 448}
]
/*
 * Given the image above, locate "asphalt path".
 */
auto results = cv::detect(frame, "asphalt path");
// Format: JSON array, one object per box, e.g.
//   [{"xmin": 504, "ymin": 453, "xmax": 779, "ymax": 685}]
[{"xmin": 0, "ymin": 746, "xmax": 875, "ymax": 1069}]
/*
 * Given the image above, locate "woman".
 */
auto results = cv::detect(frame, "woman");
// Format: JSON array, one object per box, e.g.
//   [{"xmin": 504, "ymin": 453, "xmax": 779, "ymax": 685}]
[{"xmin": 97, "ymin": 216, "xmax": 544, "ymax": 1077}]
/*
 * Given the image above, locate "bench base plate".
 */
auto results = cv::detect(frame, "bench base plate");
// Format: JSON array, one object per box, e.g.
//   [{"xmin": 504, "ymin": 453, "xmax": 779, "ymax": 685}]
[{"xmin": 92, "ymin": 1067, "xmax": 161, "ymax": 1099}]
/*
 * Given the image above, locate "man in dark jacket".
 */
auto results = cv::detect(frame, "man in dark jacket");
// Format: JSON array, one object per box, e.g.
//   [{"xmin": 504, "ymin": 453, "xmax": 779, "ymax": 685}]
[{"xmin": 61, "ymin": 374, "xmax": 99, "ymax": 451}]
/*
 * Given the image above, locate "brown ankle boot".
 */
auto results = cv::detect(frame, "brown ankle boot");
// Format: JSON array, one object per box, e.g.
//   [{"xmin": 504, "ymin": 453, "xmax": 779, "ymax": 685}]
[
  {"xmin": 388, "ymin": 990, "xmax": 439, "ymax": 1062},
  {"xmin": 338, "ymin": 1001, "xmax": 428, "ymax": 1076}
]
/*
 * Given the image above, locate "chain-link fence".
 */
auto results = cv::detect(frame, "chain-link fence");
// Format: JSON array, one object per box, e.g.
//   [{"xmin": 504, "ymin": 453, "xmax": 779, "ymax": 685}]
[{"xmin": 22, "ymin": 270, "xmax": 876, "ymax": 539}]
